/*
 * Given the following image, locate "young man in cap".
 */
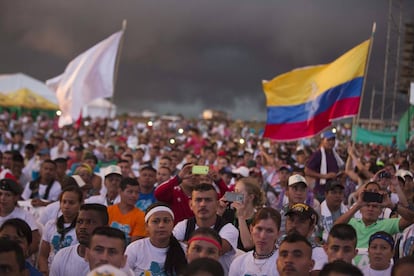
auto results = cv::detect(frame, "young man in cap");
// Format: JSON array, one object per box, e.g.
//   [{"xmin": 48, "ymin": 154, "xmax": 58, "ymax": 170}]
[
  {"xmin": 279, "ymin": 174, "xmax": 321, "ymax": 237},
  {"xmin": 305, "ymin": 129, "xmax": 344, "ymax": 202},
  {"xmin": 85, "ymin": 165, "xmax": 122, "ymax": 206},
  {"xmin": 320, "ymin": 179, "xmax": 348, "ymax": 242},
  {"xmin": 283, "ymin": 203, "xmax": 328, "ymax": 272},
  {"xmin": 0, "ymin": 178, "xmax": 40, "ymax": 255}
]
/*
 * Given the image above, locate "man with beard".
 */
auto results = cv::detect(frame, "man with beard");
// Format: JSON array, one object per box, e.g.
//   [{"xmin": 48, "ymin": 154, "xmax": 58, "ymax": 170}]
[
  {"xmin": 49, "ymin": 204, "xmax": 108, "ymax": 276},
  {"xmin": 173, "ymin": 183, "xmax": 238, "ymax": 274},
  {"xmin": 156, "ymin": 163, "xmax": 230, "ymax": 224}
]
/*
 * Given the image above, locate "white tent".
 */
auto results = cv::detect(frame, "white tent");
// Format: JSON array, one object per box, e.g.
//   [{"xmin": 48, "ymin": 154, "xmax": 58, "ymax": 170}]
[
  {"xmin": 0, "ymin": 73, "xmax": 58, "ymax": 105},
  {"xmin": 82, "ymin": 98, "xmax": 116, "ymax": 119}
]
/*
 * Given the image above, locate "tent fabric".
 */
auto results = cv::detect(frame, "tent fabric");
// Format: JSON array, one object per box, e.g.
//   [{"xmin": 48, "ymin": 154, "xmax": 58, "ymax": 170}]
[
  {"xmin": 0, "ymin": 93, "xmax": 13, "ymax": 107},
  {"xmin": 82, "ymin": 98, "xmax": 116, "ymax": 119},
  {"xmin": 3, "ymin": 89, "xmax": 58, "ymax": 110},
  {"xmin": 0, "ymin": 73, "xmax": 58, "ymax": 105}
]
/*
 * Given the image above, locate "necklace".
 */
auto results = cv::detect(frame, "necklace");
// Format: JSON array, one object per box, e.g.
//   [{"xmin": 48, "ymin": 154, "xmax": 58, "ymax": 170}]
[
  {"xmin": 252, "ymin": 247, "xmax": 276, "ymax": 273},
  {"xmin": 253, "ymin": 247, "xmax": 276, "ymax": 259}
]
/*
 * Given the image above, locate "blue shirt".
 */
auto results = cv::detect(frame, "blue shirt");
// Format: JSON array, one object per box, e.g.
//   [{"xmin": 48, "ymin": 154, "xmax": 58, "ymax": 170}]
[
  {"xmin": 135, "ymin": 191, "xmax": 156, "ymax": 212},
  {"xmin": 25, "ymin": 261, "xmax": 42, "ymax": 276}
]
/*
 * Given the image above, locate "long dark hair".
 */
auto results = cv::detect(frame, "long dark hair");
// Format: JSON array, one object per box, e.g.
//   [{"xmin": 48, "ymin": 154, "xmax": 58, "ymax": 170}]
[
  {"xmin": 56, "ymin": 186, "xmax": 83, "ymax": 246},
  {"xmin": 146, "ymin": 202, "xmax": 187, "ymax": 275}
]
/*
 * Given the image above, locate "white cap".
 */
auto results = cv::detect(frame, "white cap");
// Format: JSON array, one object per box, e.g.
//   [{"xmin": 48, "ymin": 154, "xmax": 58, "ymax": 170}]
[
  {"xmin": 288, "ymin": 174, "xmax": 308, "ymax": 186},
  {"xmin": 87, "ymin": 264, "xmax": 127, "ymax": 276},
  {"xmin": 232, "ymin": 166, "xmax": 250, "ymax": 177},
  {"xmin": 104, "ymin": 165, "xmax": 122, "ymax": 177},
  {"xmin": 71, "ymin": 175, "xmax": 86, "ymax": 188},
  {"xmin": 396, "ymin": 169, "xmax": 413, "ymax": 180}
]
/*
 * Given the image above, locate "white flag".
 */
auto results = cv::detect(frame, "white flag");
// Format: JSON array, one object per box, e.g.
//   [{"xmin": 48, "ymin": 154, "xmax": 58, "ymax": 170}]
[{"xmin": 46, "ymin": 31, "xmax": 123, "ymax": 127}]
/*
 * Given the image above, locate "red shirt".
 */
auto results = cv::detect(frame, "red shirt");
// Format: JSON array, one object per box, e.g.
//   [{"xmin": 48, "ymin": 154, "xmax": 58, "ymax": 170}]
[{"xmin": 154, "ymin": 176, "xmax": 229, "ymax": 224}]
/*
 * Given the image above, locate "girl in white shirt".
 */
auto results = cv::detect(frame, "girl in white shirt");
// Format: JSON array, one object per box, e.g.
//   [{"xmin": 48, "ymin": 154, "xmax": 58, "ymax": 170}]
[
  {"xmin": 125, "ymin": 202, "xmax": 187, "ymax": 276},
  {"xmin": 38, "ymin": 186, "xmax": 82, "ymax": 275}
]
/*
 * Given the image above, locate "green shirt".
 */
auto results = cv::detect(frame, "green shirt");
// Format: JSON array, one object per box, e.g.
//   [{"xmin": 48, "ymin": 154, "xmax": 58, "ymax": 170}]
[{"xmin": 349, "ymin": 217, "xmax": 400, "ymax": 249}]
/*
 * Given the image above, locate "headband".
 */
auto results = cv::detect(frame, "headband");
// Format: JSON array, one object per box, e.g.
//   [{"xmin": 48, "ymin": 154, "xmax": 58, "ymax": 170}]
[
  {"xmin": 145, "ymin": 206, "xmax": 174, "ymax": 222},
  {"xmin": 188, "ymin": 236, "xmax": 222, "ymax": 251},
  {"xmin": 79, "ymin": 163, "xmax": 93, "ymax": 174},
  {"xmin": 369, "ymin": 233, "xmax": 394, "ymax": 248}
]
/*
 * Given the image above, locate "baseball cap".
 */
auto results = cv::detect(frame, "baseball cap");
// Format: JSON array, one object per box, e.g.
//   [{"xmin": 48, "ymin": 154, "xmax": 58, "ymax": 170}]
[
  {"xmin": 285, "ymin": 203, "xmax": 318, "ymax": 223},
  {"xmin": 71, "ymin": 175, "xmax": 87, "ymax": 188},
  {"xmin": 0, "ymin": 178, "xmax": 22, "ymax": 195},
  {"xmin": 104, "ymin": 165, "xmax": 122, "ymax": 177},
  {"xmin": 279, "ymin": 164, "xmax": 292, "ymax": 172},
  {"xmin": 232, "ymin": 166, "xmax": 249, "ymax": 177},
  {"xmin": 219, "ymin": 167, "xmax": 233, "ymax": 176},
  {"xmin": 325, "ymin": 179, "xmax": 344, "ymax": 191},
  {"xmin": 321, "ymin": 129, "xmax": 336, "ymax": 139},
  {"xmin": 396, "ymin": 169, "xmax": 413, "ymax": 182},
  {"xmin": 288, "ymin": 174, "xmax": 307, "ymax": 186}
]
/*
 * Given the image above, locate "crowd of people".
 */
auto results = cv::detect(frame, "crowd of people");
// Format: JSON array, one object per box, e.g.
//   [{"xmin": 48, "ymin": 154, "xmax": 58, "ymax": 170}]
[{"xmin": 1, "ymin": 110, "xmax": 414, "ymax": 276}]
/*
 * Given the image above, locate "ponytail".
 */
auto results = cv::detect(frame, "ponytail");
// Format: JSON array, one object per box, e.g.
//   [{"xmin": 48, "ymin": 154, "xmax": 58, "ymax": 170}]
[{"xmin": 164, "ymin": 235, "xmax": 187, "ymax": 276}]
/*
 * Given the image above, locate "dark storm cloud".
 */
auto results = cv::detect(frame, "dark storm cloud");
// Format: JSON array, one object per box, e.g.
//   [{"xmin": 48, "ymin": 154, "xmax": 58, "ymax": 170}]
[{"xmin": 1, "ymin": 0, "xmax": 413, "ymax": 120}]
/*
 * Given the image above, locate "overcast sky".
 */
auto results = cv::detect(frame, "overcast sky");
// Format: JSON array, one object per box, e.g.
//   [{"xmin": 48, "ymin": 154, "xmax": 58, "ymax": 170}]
[{"xmin": 1, "ymin": 0, "xmax": 413, "ymax": 121}]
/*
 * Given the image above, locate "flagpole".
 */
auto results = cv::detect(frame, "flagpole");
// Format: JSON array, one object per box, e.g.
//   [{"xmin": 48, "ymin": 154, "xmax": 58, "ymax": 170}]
[
  {"xmin": 105, "ymin": 19, "xmax": 127, "ymax": 141},
  {"xmin": 352, "ymin": 22, "xmax": 376, "ymax": 141}
]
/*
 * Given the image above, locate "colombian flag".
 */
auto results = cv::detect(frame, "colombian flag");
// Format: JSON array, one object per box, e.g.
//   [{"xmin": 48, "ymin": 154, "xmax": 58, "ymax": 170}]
[{"xmin": 263, "ymin": 40, "xmax": 370, "ymax": 141}]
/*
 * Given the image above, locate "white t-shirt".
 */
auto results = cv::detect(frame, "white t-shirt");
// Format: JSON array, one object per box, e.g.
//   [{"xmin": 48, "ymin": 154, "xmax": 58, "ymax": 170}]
[
  {"xmin": 312, "ymin": 246, "xmax": 328, "ymax": 270},
  {"xmin": 42, "ymin": 218, "xmax": 78, "ymax": 265},
  {"xmin": 229, "ymin": 250, "xmax": 279, "ymax": 276},
  {"xmin": 173, "ymin": 219, "xmax": 239, "ymax": 273},
  {"xmin": 125, "ymin": 237, "xmax": 169, "ymax": 275},
  {"xmin": 85, "ymin": 194, "xmax": 120, "ymax": 207},
  {"xmin": 49, "ymin": 244, "xmax": 89, "ymax": 276},
  {"xmin": 38, "ymin": 201, "xmax": 61, "ymax": 226},
  {"xmin": 361, "ymin": 265, "xmax": 392, "ymax": 276},
  {"xmin": 0, "ymin": 207, "xmax": 39, "ymax": 230},
  {"xmin": 21, "ymin": 180, "xmax": 62, "ymax": 201}
]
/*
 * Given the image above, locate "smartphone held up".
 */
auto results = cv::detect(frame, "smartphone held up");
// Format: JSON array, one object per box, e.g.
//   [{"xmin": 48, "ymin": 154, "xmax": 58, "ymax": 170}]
[
  {"xmin": 224, "ymin": 192, "xmax": 244, "ymax": 203},
  {"xmin": 362, "ymin": 191, "xmax": 384, "ymax": 203},
  {"xmin": 192, "ymin": 165, "xmax": 209, "ymax": 175}
]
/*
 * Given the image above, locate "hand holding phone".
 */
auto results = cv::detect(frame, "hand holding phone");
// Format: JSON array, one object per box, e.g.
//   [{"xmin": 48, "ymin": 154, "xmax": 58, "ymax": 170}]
[{"xmin": 192, "ymin": 165, "xmax": 209, "ymax": 175}]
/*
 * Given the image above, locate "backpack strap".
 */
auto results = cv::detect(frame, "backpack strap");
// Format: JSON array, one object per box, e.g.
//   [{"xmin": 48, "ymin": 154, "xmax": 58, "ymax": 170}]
[
  {"xmin": 183, "ymin": 217, "xmax": 196, "ymax": 241},
  {"xmin": 184, "ymin": 215, "xmax": 227, "ymax": 241}
]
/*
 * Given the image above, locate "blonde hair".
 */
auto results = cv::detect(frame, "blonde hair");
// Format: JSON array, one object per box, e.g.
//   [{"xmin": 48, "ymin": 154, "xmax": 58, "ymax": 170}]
[{"xmin": 237, "ymin": 177, "xmax": 265, "ymax": 207}]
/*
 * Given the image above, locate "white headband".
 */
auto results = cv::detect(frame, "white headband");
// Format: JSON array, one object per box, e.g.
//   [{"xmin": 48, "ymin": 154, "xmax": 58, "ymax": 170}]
[{"xmin": 145, "ymin": 206, "xmax": 175, "ymax": 222}]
